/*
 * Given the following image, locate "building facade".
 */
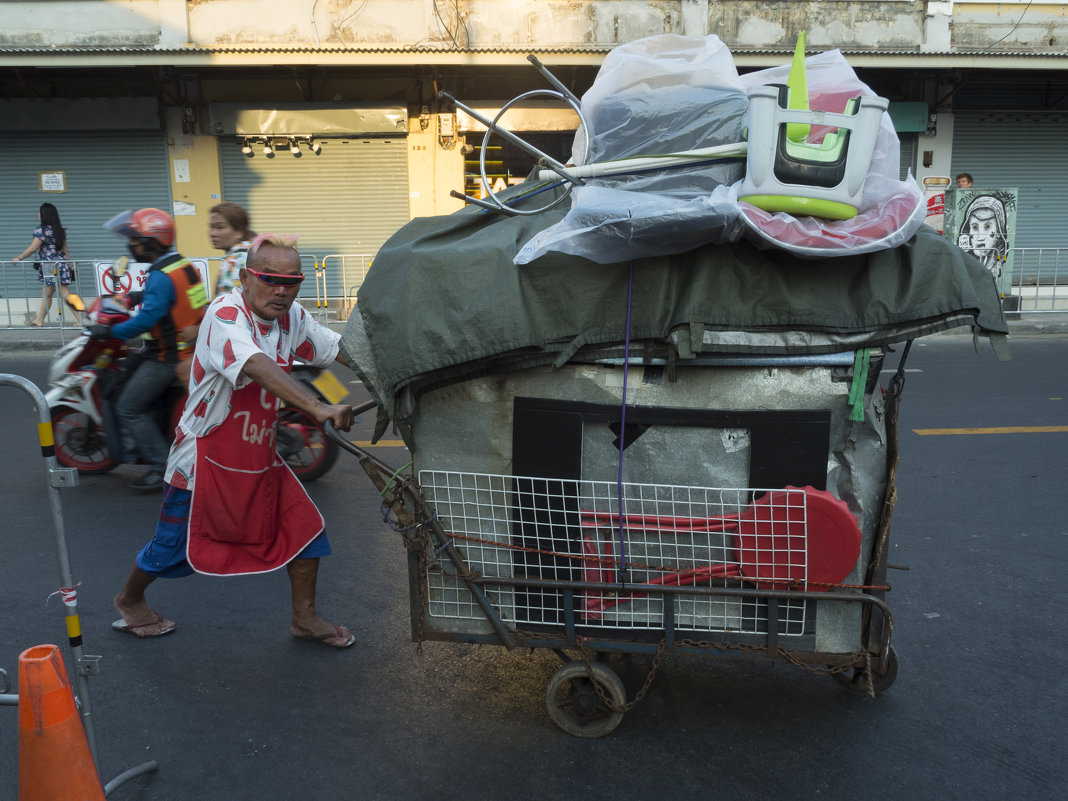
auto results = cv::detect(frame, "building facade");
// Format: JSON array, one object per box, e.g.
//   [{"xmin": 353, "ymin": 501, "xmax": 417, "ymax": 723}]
[{"xmin": 2, "ymin": 1, "xmax": 1067, "ymax": 301}]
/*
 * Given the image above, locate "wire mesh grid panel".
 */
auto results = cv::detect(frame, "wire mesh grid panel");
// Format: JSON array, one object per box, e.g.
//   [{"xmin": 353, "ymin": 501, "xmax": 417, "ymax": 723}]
[
  {"xmin": 419, "ymin": 471, "xmax": 810, "ymax": 636},
  {"xmin": 420, "ymin": 471, "xmax": 517, "ymax": 622}
]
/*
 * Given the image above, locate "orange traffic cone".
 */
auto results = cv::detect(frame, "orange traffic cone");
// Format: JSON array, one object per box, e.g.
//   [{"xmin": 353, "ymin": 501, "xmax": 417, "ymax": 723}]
[{"xmin": 18, "ymin": 644, "xmax": 106, "ymax": 801}]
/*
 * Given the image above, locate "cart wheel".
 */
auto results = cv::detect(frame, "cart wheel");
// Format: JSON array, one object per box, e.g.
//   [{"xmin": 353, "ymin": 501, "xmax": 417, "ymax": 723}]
[
  {"xmin": 546, "ymin": 661, "xmax": 626, "ymax": 738},
  {"xmin": 833, "ymin": 646, "xmax": 899, "ymax": 697}
]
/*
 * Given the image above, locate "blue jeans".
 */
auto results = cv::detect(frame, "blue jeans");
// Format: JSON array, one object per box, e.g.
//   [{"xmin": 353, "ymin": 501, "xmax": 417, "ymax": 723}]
[{"xmin": 116, "ymin": 357, "xmax": 175, "ymax": 471}]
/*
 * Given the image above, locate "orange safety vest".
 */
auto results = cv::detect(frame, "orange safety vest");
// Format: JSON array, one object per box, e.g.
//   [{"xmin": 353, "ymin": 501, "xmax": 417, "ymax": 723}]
[{"xmin": 147, "ymin": 256, "xmax": 209, "ymax": 363}]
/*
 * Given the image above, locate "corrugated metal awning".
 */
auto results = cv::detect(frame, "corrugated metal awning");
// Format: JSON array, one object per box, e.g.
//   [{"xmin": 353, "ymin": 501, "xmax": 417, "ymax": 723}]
[{"xmin": 2, "ymin": 43, "xmax": 1068, "ymax": 70}]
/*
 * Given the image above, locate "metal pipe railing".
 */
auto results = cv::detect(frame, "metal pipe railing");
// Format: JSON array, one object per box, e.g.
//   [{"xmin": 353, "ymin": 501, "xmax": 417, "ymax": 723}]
[{"xmin": 0, "ymin": 373, "xmax": 159, "ymax": 796}]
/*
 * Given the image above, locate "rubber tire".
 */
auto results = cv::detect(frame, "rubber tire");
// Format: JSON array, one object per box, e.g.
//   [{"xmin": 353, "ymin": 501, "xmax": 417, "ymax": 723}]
[
  {"xmin": 277, "ymin": 408, "xmax": 338, "ymax": 483},
  {"xmin": 50, "ymin": 406, "xmax": 119, "ymax": 475},
  {"xmin": 546, "ymin": 661, "xmax": 626, "ymax": 738},
  {"xmin": 833, "ymin": 645, "xmax": 900, "ymax": 697}
]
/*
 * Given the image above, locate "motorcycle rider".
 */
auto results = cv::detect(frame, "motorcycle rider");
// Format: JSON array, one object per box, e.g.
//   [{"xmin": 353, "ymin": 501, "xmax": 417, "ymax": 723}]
[{"xmin": 89, "ymin": 208, "xmax": 209, "ymax": 491}]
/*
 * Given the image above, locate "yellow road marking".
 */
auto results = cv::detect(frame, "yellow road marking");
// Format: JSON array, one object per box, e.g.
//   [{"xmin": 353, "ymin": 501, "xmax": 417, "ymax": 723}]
[
  {"xmin": 912, "ymin": 425, "xmax": 1068, "ymax": 436},
  {"xmin": 350, "ymin": 439, "xmax": 408, "ymax": 448}
]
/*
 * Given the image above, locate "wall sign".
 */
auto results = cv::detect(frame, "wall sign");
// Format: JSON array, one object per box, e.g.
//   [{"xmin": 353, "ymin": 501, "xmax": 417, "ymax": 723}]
[
  {"xmin": 94, "ymin": 259, "xmax": 213, "ymax": 300},
  {"xmin": 39, "ymin": 171, "xmax": 67, "ymax": 193}
]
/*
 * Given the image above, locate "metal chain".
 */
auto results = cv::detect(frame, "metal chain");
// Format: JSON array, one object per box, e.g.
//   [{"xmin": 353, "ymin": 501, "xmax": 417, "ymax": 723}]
[
  {"xmin": 575, "ymin": 637, "xmax": 666, "ymax": 713},
  {"xmin": 673, "ymin": 637, "xmax": 863, "ymax": 677}
]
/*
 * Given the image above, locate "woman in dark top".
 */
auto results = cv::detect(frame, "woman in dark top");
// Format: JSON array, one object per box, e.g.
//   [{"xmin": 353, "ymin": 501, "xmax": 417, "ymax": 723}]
[{"xmin": 12, "ymin": 202, "xmax": 74, "ymax": 326}]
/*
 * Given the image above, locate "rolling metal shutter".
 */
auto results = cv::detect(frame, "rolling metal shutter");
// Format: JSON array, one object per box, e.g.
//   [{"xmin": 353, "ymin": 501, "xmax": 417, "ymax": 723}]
[
  {"xmin": 0, "ymin": 131, "xmax": 171, "ymax": 268},
  {"xmin": 218, "ymin": 137, "xmax": 410, "ymax": 298},
  {"xmin": 898, "ymin": 134, "xmax": 917, "ymax": 182},
  {"xmin": 952, "ymin": 111, "xmax": 1068, "ymax": 250}
]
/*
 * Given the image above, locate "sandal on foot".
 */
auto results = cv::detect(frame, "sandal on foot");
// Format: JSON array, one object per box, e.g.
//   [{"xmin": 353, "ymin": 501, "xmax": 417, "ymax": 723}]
[
  {"xmin": 112, "ymin": 613, "xmax": 176, "ymax": 638},
  {"xmin": 292, "ymin": 624, "xmax": 355, "ymax": 649}
]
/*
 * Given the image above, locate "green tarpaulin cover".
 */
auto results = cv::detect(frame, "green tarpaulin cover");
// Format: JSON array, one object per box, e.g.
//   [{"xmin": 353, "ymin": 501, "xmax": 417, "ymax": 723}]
[{"xmin": 341, "ymin": 184, "xmax": 1008, "ymax": 424}]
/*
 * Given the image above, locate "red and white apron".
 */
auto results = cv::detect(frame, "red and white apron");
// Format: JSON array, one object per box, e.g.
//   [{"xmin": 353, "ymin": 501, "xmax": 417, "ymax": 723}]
[{"xmin": 186, "ymin": 374, "xmax": 323, "ymax": 576}]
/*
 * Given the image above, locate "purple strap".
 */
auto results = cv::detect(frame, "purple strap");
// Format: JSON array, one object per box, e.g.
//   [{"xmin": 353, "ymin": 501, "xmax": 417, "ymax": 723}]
[{"xmin": 615, "ymin": 261, "xmax": 635, "ymax": 582}]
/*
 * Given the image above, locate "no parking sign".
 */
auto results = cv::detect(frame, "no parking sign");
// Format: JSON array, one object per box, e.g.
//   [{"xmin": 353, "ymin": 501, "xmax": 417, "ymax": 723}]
[{"xmin": 93, "ymin": 259, "xmax": 212, "ymax": 301}]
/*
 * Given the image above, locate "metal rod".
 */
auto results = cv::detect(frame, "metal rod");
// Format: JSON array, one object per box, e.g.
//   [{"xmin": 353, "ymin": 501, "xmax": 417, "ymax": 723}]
[
  {"xmin": 324, "ymin": 421, "xmax": 518, "ymax": 650},
  {"xmin": 437, "ymin": 90, "xmax": 574, "ymax": 182},
  {"xmin": 351, "ymin": 399, "xmax": 378, "ymax": 415},
  {"xmin": 450, "ymin": 189, "xmax": 509, "ymax": 213},
  {"xmin": 472, "ymin": 574, "xmax": 893, "ymax": 613},
  {"xmin": 526, "ymin": 54, "xmax": 582, "ymax": 106},
  {"xmin": 103, "ymin": 761, "xmax": 160, "ymax": 796},
  {"xmin": 536, "ymin": 141, "xmax": 747, "ymax": 182},
  {"xmin": 0, "ymin": 373, "xmax": 160, "ymax": 795},
  {"xmin": 0, "ymin": 374, "xmax": 98, "ymax": 763}
]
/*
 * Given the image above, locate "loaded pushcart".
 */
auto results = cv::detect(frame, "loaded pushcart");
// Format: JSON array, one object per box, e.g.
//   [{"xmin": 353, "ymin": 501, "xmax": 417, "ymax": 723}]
[{"xmin": 333, "ymin": 35, "xmax": 1010, "ymax": 736}]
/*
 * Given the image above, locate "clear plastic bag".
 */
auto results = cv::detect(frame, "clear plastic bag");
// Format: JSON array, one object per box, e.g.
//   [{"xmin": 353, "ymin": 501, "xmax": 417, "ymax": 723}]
[
  {"xmin": 514, "ymin": 36, "xmax": 926, "ymax": 265},
  {"xmin": 515, "ymin": 35, "xmax": 747, "ymax": 265}
]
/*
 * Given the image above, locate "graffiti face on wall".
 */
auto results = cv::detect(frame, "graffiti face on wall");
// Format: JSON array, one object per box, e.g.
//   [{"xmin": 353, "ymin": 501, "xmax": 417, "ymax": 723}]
[
  {"xmin": 944, "ymin": 187, "xmax": 1018, "ymax": 293},
  {"xmin": 958, "ymin": 195, "xmax": 1008, "ymax": 279}
]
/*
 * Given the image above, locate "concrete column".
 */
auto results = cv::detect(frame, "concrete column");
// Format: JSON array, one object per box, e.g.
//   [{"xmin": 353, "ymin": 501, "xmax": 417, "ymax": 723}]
[
  {"xmin": 407, "ymin": 114, "xmax": 465, "ymax": 219},
  {"xmin": 158, "ymin": 0, "xmax": 191, "ymax": 49},
  {"xmin": 163, "ymin": 108, "xmax": 222, "ymax": 264},
  {"xmin": 680, "ymin": 0, "xmax": 710, "ymax": 37},
  {"xmin": 921, "ymin": 2, "xmax": 954, "ymax": 53},
  {"xmin": 914, "ymin": 110, "xmax": 956, "ymax": 188}
]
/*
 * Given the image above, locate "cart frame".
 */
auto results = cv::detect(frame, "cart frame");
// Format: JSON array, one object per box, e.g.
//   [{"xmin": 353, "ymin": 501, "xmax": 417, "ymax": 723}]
[{"xmin": 328, "ymin": 355, "xmax": 906, "ymax": 735}]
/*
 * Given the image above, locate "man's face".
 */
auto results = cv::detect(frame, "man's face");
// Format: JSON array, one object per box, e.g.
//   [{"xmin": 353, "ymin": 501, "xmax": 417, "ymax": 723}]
[
  {"xmin": 957, "ymin": 177, "xmax": 972, "ymax": 188},
  {"xmin": 240, "ymin": 244, "xmax": 303, "ymax": 321},
  {"xmin": 127, "ymin": 237, "xmax": 147, "ymax": 261}
]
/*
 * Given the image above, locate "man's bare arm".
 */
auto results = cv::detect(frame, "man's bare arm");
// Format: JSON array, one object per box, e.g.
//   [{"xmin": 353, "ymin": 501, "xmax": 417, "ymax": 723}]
[{"xmin": 241, "ymin": 353, "xmax": 354, "ymax": 431}]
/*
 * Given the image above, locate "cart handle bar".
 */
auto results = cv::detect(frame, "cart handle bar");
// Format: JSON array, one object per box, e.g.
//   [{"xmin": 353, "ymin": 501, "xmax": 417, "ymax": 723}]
[{"xmin": 323, "ymin": 417, "xmax": 518, "ymax": 650}]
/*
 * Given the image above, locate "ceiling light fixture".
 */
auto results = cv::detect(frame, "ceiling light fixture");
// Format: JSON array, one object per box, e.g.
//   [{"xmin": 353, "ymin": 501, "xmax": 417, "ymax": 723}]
[
  {"xmin": 290, "ymin": 138, "xmax": 301, "ymax": 156},
  {"xmin": 309, "ymin": 137, "xmax": 322, "ymax": 155},
  {"xmin": 240, "ymin": 139, "xmax": 253, "ymax": 156},
  {"xmin": 262, "ymin": 141, "xmax": 274, "ymax": 157}
]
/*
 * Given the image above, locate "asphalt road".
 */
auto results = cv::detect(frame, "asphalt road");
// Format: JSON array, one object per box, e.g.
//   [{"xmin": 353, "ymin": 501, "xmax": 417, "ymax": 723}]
[{"xmin": 1, "ymin": 334, "xmax": 1065, "ymax": 800}]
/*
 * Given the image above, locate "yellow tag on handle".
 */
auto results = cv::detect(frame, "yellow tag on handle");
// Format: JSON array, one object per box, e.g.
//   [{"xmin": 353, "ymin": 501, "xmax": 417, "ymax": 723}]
[{"xmin": 311, "ymin": 370, "xmax": 349, "ymax": 405}]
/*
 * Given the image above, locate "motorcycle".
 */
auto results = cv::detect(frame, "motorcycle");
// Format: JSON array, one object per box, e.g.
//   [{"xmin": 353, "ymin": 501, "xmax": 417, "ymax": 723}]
[{"xmin": 45, "ymin": 289, "xmax": 345, "ymax": 483}]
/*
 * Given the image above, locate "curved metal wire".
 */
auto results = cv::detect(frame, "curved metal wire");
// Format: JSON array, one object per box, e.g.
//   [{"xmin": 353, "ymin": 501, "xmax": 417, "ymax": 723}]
[{"xmin": 476, "ymin": 88, "xmax": 590, "ymax": 217}]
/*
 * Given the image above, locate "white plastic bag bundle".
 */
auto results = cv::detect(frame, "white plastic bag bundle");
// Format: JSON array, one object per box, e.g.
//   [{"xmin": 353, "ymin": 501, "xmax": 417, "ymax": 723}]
[
  {"xmin": 514, "ymin": 35, "xmax": 926, "ymax": 265},
  {"xmin": 514, "ymin": 35, "xmax": 748, "ymax": 265}
]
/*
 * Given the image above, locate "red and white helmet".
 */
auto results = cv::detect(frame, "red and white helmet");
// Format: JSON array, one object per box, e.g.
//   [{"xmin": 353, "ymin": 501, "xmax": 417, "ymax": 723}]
[{"xmin": 104, "ymin": 208, "xmax": 176, "ymax": 248}]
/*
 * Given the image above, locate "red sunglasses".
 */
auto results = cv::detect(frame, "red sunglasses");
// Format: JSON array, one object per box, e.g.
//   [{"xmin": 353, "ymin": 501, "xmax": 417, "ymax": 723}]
[{"xmin": 245, "ymin": 266, "xmax": 305, "ymax": 287}]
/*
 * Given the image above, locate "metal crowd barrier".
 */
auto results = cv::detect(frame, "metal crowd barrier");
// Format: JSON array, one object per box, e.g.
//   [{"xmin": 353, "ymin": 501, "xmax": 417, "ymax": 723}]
[
  {"xmin": 1006, "ymin": 247, "xmax": 1067, "ymax": 312},
  {"xmin": 2, "ymin": 257, "xmax": 226, "ymax": 329},
  {"xmin": 1, "ymin": 259, "xmax": 94, "ymax": 331},
  {"xmin": 3, "ymin": 254, "xmax": 376, "ymax": 328},
  {"xmin": 318, "ymin": 253, "xmax": 375, "ymax": 322}
]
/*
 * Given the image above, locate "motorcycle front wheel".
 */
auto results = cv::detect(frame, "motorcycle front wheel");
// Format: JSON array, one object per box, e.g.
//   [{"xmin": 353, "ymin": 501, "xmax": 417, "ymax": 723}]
[
  {"xmin": 51, "ymin": 406, "xmax": 119, "ymax": 475},
  {"xmin": 277, "ymin": 408, "xmax": 339, "ymax": 482}
]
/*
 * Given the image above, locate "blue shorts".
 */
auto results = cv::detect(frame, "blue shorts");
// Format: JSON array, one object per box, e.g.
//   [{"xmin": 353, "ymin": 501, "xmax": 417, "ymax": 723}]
[{"xmin": 136, "ymin": 483, "xmax": 332, "ymax": 578}]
